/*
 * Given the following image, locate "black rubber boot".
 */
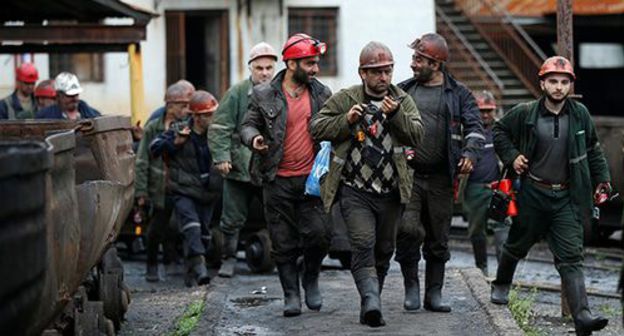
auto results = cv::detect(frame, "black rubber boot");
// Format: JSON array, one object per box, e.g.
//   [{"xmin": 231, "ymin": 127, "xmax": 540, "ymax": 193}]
[
  {"xmin": 471, "ymin": 237, "xmax": 488, "ymax": 276},
  {"xmin": 218, "ymin": 231, "xmax": 239, "ymax": 278},
  {"xmin": 355, "ymin": 276, "xmax": 385, "ymax": 327},
  {"xmin": 490, "ymin": 252, "xmax": 519, "ymax": 305},
  {"xmin": 302, "ymin": 253, "xmax": 323, "ymax": 311},
  {"xmin": 277, "ymin": 262, "xmax": 301, "ymax": 317},
  {"xmin": 400, "ymin": 263, "xmax": 421, "ymax": 311},
  {"xmin": 184, "ymin": 255, "xmax": 210, "ymax": 287},
  {"xmin": 423, "ymin": 262, "xmax": 451, "ymax": 312},
  {"xmin": 562, "ymin": 273, "xmax": 608, "ymax": 335},
  {"xmin": 145, "ymin": 263, "xmax": 159, "ymax": 282}
]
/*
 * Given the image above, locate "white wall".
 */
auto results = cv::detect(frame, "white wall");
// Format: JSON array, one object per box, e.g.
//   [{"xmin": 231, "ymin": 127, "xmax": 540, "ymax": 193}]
[{"xmin": 0, "ymin": 0, "xmax": 434, "ymax": 118}]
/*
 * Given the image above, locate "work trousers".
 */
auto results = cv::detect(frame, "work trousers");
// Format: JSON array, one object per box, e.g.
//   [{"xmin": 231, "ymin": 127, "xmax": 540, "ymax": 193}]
[
  {"xmin": 395, "ymin": 173, "xmax": 454, "ymax": 267},
  {"xmin": 219, "ymin": 178, "xmax": 262, "ymax": 235},
  {"xmin": 145, "ymin": 196, "xmax": 178, "ymax": 265},
  {"xmin": 504, "ymin": 179, "xmax": 584, "ymax": 277},
  {"xmin": 462, "ymin": 182, "xmax": 507, "ymax": 240},
  {"xmin": 263, "ymin": 176, "xmax": 330, "ymax": 265},
  {"xmin": 339, "ymin": 184, "xmax": 403, "ymax": 281},
  {"xmin": 171, "ymin": 194, "xmax": 215, "ymax": 258}
]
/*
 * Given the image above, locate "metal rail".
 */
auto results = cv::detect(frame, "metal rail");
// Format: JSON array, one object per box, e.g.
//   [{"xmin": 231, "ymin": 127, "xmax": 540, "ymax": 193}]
[{"xmin": 436, "ymin": 5, "xmax": 505, "ymax": 91}]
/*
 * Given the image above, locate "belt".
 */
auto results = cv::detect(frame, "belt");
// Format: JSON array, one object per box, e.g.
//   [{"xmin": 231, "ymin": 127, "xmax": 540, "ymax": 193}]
[{"xmin": 527, "ymin": 174, "xmax": 568, "ymax": 191}]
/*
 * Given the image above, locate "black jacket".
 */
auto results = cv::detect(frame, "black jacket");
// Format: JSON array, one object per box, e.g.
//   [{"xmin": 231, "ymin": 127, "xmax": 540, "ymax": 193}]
[
  {"xmin": 241, "ymin": 69, "xmax": 332, "ymax": 185},
  {"xmin": 398, "ymin": 72, "xmax": 484, "ymax": 179}
]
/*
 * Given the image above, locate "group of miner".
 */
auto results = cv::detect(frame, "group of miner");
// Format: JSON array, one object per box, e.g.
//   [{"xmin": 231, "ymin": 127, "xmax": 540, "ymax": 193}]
[{"xmin": 3, "ymin": 31, "xmax": 613, "ymax": 335}]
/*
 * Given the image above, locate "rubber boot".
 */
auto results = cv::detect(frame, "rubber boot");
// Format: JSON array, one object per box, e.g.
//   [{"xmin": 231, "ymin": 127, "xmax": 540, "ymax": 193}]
[
  {"xmin": 277, "ymin": 263, "xmax": 301, "ymax": 317},
  {"xmin": 490, "ymin": 252, "xmax": 519, "ymax": 305},
  {"xmin": 400, "ymin": 263, "xmax": 421, "ymax": 311},
  {"xmin": 218, "ymin": 231, "xmax": 239, "ymax": 278},
  {"xmin": 145, "ymin": 263, "xmax": 159, "ymax": 282},
  {"xmin": 355, "ymin": 276, "xmax": 385, "ymax": 327},
  {"xmin": 493, "ymin": 227, "xmax": 509, "ymax": 263},
  {"xmin": 471, "ymin": 237, "xmax": 488, "ymax": 276},
  {"xmin": 185, "ymin": 255, "xmax": 210, "ymax": 287},
  {"xmin": 562, "ymin": 273, "xmax": 608, "ymax": 335},
  {"xmin": 424, "ymin": 262, "xmax": 451, "ymax": 312},
  {"xmin": 302, "ymin": 253, "xmax": 323, "ymax": 311}
]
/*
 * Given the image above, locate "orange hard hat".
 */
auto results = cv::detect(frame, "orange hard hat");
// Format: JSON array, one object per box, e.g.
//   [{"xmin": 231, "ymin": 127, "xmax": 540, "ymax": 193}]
[
  {"xmin": 282, "ymin": 33, "xmax": 326, "ymax": 61},
  {"xmin": 359, "ymin": 41, "xmax": 394, "ymax": 69},
  {"xmin": 408, "ymin": 33, "xmax": 449, "ymax": 63},
  {"xmin": 538, "ymin": 56, "xmax": 575, "ymax": 80},
  {"xmin": 16, "ymin": 62, "xmax": 39, "ymax": 83},
  {"xmin": 190, "ymin": 90, "xmax": 219, "ymax": 114},
  {"xmin": 474, "ymin": 90, "xmax": 496, "ymax": 110},
  {"xmin": 34, "ymin": 79, "xmax": 56, "ymax": 98}
]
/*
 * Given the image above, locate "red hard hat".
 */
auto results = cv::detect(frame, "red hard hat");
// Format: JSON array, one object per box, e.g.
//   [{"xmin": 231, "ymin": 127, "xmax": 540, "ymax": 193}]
[
  {"xmin": 190, "ymin": 90, "xmax": 219, "ymax": 114},
  {"xmin": 34, "ymin": 79, "xmax": 56, "ymax": 98},
  {"xmin": 359, "ymin": 42, "xmax": 394, "ymax": 69},
  {"xmin": 282, "ymin": 33, "xmax": 327, "ymax": 61},
  {"xmin": 538, "ymin": 56, "xmax": 576, "ymax": 80},
  {"xmin": 408, "ymin": 33, "xmax": 449, "ymax": 63},
  {"xmin": 474, "ymin": 90, "xmax": 496, "ymax": 110},
  {"xmin": 16, "ymin": 62, "xmax": 39, "ymax": 83}
]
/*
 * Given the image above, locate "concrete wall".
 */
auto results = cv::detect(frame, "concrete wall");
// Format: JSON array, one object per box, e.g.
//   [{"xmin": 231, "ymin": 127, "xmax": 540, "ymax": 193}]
[{"xmin": 0, "ymin": 0, "xmax": 434, "ymax": 118}]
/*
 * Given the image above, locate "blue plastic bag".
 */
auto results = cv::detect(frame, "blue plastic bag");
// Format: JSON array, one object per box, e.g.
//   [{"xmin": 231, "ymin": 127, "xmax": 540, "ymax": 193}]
[{"xmin": 305, "ymin": 141, "xmax": 331, "ymax": 196}]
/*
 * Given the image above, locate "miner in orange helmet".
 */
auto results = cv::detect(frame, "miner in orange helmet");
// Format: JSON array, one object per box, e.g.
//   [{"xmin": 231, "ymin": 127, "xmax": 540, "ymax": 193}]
[
  {"xmin": 0, "ymin": 62, "xmax": 39, "ymax": 119},
  {"xmin": 34, "ymin": 79, "xmax": 57, "ymax": 110},
  {"xmin": 491, "ymin": 55, "xmax": 611, "ymax": 335},
  {"xmin": 208, "ymin": 42, "xmax": 278, "ymax": 279},
  {"xmin": 241, "ymin": 33, "xmax": 332, "ymax": 317},
  {"xmin": 311, "ymin": 41, "xmax": 424, "ymax": 327},
  {"xmin": 150, "ymin": 90, "xmax": 219, "ymax": 287},
  {"xmin": 394, "ymin": 32, "xmax": 485, "ymax": 314}
]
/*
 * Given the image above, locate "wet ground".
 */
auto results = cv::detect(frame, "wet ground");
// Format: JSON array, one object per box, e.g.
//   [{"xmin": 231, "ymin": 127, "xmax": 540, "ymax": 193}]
[{"xmin": 118, "ymin": 223, "xmax": 623, "ymax": 336}]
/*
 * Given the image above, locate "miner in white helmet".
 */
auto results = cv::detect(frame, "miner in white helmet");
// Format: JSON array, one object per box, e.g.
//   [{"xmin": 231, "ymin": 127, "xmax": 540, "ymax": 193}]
[{"xmin": 36, "ymin": 72, "xmax": 101, "ymax": 120}]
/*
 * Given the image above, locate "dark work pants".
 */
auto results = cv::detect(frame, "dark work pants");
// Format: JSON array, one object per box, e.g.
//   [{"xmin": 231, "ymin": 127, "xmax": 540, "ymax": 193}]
[
  {"xmin": 146, "ymin": 196, "xmax": 178, "ymax": 265},
  {"xmin": 395, "ymin": 173, "xmax": 454, "ymax": 267},
  {"xmin": 171, "ymin": 194, "xmax": 215, "ymax": 258},
  {"xmin": 263, "ymin": 176, "xmax": 330, "ymax": 265},
  {"xmin": 504, "ymin": 180, "xmax": 584, "ymax": 278},
  {"xmin": 339, "ymin": 184, "xmax": 403, "ymax": 282},
  {"xmin": 219, "ymin": 179, "xmax": 263, "ymax": 235}
]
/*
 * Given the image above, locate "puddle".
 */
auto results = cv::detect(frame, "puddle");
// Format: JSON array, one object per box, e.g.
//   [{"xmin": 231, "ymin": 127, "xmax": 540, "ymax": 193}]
[{"xmin": 230, "ymin": 296, "xmax": 280, "ymax": 308}]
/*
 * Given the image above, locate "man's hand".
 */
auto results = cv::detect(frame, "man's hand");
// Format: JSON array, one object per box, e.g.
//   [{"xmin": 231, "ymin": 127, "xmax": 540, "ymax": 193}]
[
  {"xmin": 173, "ymin": 127, "xmax": 191, "ymax": 146},
  {"xmin": 215, "ymin": 161, "xmax": 233, "ymax": 176},
  {"xmin": 594, "ymin": 182, "xmax": 613, "ymax": 205},
  {"xmin": 136, "ymin": 196, "xmax": 146, "ymax": 207},
  {"xmin": 380, "ymin": 96, "xmax": 400, "ymax": 115},
  {"xmin": 513, "ymin": 154, "xmax": 529, "ymax": 174},
  {"xmin": 457, "ymin": 157, "xmax": 474, "ymax": 174},
  {"xmin": 252, "ymin": 135, "xmax": 269, "ymax": 154},
  {"xmin": 131, "ymin": 120, "xmax": 143, "ymax": 142},
  {"xmin": 347, "ymin": 104, "xmax": 364, "ymax": 124}
]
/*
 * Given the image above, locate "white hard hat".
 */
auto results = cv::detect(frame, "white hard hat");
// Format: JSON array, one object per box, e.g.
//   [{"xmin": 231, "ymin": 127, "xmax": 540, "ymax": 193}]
[
  {"xmin": 248, "ymin": 42, "xmax": 278, "ymax": 64},
  {"xmin": 54, "ymin": 72, "xmax": 83, "ymax": 96}
]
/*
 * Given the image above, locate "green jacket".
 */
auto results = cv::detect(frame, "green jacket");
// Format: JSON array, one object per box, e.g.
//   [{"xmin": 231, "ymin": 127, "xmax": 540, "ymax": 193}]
[
  {"xmin": 493, "ymin": 97, "xmax": 610, "ymax": 221},
  {"xmin": 135, "ymin": 115, "xmax": 167, "ymax": 208},
  {"xmin": 208, "ymin": 78, "xmax": 253, "ymax": 182},
  {"xmin": 310, "ymin": 84, "xmax": 425, "ymax": 212}
]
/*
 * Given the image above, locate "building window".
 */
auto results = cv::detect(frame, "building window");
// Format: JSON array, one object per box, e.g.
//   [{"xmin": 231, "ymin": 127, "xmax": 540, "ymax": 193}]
[
  {"xmin": 49, "ymin": 53, "xmax": 105, "ymax": 82},
  {"xmin": 288, "ymin": 8, "xmax": 338, "ymax": 76}
]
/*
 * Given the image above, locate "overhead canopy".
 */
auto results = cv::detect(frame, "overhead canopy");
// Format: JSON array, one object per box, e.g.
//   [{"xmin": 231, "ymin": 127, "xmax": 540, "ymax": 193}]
[
  {"xmin": 0, "ymin": 0, "xmax": 157, "ymax": 53},
  {"xmin": 505, "ymin": 0, "xmax": 624, "ymax": 17}
]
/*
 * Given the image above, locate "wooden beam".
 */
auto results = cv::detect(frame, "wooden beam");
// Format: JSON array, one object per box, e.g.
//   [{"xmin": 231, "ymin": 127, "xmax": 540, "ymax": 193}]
[
  {"xmin": 0, "ymin": 24, "xmax": 146, "ymax": 44},
  {"xmin": 128, "ymin": 43, "xmax": 146, "ymax": 125}
]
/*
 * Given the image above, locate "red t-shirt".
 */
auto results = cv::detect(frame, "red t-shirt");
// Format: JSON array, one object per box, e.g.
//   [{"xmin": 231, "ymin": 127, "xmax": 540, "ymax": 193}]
[{"xmin": 277, "ymin": 87, "xmax": 315, "ymax": 177}]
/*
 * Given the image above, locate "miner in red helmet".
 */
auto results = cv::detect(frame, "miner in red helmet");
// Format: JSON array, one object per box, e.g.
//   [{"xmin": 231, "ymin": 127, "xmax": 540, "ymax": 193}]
[
  {"xmin": 0, "ymin": 62, "xmax": 39, "ymax": 119},
  {"xmin": 491, "ymin": 55, "xmax": 611, "ymax": 335},
  {"xmin": 394, "ymin": 32, "xmax": 485, "ymax": 314},
  {"xmin": 311, "ymin": 41, "xmax": 424, "ymax": 327},
  {"xmin": 34, "ymin": 79, "xmax": 57, "ymax": 110},
  {"xmin": 241, "ymin": 33, "xmax": 332, "ymax": 317}
]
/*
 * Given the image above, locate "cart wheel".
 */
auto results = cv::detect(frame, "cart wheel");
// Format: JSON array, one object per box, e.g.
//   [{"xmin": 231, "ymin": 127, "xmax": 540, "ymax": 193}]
[{"xmin": 245, "ymin": 229, "xmax": 275, "ymax": 273}]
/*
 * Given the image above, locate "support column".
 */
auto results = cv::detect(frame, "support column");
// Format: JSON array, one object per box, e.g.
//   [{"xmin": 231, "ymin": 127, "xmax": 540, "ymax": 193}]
[{"xmin": 128, "ymin": 43, "xmax": 146, "ymax": 125}]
